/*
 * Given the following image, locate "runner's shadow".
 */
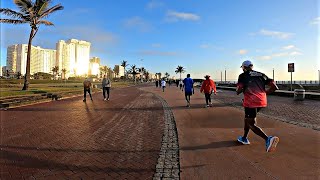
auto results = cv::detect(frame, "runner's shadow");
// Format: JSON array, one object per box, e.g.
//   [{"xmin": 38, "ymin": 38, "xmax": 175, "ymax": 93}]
[{"xmin": 180, "ymin": 140, "xmax": 241, "ymax": 151}]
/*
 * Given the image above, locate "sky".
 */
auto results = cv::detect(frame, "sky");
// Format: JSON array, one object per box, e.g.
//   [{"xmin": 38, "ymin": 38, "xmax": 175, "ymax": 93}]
[{"xmin": 0, "ymin": 0, "xmax": 319, "ymax": 81}]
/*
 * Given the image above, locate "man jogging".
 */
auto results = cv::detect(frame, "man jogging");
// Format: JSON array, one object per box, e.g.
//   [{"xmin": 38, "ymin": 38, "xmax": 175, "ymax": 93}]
[
  {"xmin": 236, "ymin": 60, "xmax": 279, "ymax": 152},
  {"xmin": 83, "ymin": 78, "xmax": 93, "ymax": 102},
  {"xmin": 200, "ymin": 75, "xmax": 217, "ymax": 107},
  {"xmin": 102, "ymin": 75, "xmax": 111, "ymax": 101},
  {"xmin": 183, "ymin": 74, "xmax": 194, "ymax": 107},
  {"xmin": 161, "ymin": 79, "xmax": 166, "ymax": 92}
]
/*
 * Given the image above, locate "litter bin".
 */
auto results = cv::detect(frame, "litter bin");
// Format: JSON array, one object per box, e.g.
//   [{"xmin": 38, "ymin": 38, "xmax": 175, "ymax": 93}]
[{"xmin": 294, "ymin": 89, "xmax": 305, "ymax": 101}]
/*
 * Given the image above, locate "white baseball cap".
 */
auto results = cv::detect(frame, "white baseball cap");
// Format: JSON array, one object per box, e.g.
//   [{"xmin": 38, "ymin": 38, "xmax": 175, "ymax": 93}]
[{"xmin": 241, "ymin": 60, "xmax": 253, "ymax": 68}]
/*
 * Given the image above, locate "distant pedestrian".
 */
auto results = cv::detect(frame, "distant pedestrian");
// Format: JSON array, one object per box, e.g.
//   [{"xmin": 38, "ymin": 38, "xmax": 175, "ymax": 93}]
[
  {"xmin": 179, "ymin": 80, "xmax": 183, "ymax": 90},
  {"xmin": 161, "ymin": 79, "xmax": 166, "ymax": 92},
  {"xmin": 83, "ymin": 78, "xmax": 93, "ymax": 102},
  {"xmin": 236, "ymin": 60, "xmax": 279, "ymax": 152},
  {"xmin": 159, "ymin": 80, "xmax": 161, "ymax": 88},
  {"xmin": 200, "ymin": 75, "xmax": 217, "ymax": 107},
  {"xmin": 183, "ymin": 74, "xmax": 194, "ymax": 107},
  {"xmin": 102, "ymin": 75, "xmax": 111, "ymax": 101},
  {"xmin": 176, "ymin": 80, "xmax": 179, "ymax": 87},
  {"xmin": 156, "ymin": 80, "xmax": 159, "ymax": 88},
  {"xmin": 169, "ymin": 80, "xmax": 172, "ymax": 87}
]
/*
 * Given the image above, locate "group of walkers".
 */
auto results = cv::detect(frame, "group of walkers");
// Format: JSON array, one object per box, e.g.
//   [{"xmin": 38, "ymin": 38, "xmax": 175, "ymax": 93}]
[
  {"xmin": 155, "ymin": 60, "xmax": 279, "ymax": 152},
  {"xmin": 82, "ymin": 75, "xmax": 111, "ymax": 102},
  {"xmin": 82, "ymin": 60, "xmax": 279, "ymax": 152}
]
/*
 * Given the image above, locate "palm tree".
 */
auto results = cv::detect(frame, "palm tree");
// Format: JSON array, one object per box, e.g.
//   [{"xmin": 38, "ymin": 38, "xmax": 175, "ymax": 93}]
[
  {"xmin": 100, "ymin": 66, "xmax": 108, "ymax": 77},
  {"xmin": 121, "ymin": 60, "xmax": 129, "ymax": 79},
  {"xmin": 165, "ymin": 72, "xmax": 170, "ymax": 79},
  {"xmin": 0, "ymin": 0, "xmax": 63, "ymax": 90},
  {"xmin": 61, "ymin": 68, "xmax": 67, "ymax": 80},
  {"xmin": 129, "ymin": 65, "xmax": 138, "ymax": 84},
  {"xmin": 52, "ymin": 66, "xmax": 59, "ymax": 80},
  {"xmin": 175, "ymin": 65, "xmax": 185, "ymax": 80}
]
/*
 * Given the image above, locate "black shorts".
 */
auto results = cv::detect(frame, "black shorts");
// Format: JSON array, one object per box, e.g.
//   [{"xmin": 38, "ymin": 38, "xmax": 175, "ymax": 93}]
[
  {"xmin": 185, "ymin": 92, "xmax": 192, "ymax": 96},
  {"xmin": 244, "ymin": 107, "xmax": 262, "ymax": 118}
]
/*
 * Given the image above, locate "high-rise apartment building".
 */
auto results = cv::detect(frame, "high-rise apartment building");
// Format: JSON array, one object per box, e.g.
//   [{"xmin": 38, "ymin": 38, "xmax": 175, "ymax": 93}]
[
  {"xmin": 113, "ymin": 65, "xmax": 125, "ymax": 78},
  {"xmin": 89, "ymin": 57, "xmax": 100, "ymax": 76},
  {"xmin": 7, "ymin": 44, "xmax": 56, "ymax": 75},
  {"xmin": 56, "ymin": 39, "xmax": 91, "ymax": 78},
  {"xmin": 6, "ymin": 45, "xmax": 18, "ymax": 74}
]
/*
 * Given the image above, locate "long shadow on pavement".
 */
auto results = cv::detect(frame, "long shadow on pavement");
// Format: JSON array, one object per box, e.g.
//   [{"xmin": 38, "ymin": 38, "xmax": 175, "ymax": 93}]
[{"xmin": 180, "ymin": 140, "xmax": 241, "ymax": 151}]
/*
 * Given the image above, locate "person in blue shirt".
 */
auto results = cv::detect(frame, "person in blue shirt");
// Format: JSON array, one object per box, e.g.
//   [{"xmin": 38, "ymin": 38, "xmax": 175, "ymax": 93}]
[{"xmin": 183, "ymin": 74, "xmax": 194, "ymax": 107}]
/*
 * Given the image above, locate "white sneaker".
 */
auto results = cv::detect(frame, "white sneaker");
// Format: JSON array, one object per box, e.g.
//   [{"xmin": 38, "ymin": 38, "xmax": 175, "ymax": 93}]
[{"xmin": 103, "ymin": 98, "xmax": 107, "ymax": 101}]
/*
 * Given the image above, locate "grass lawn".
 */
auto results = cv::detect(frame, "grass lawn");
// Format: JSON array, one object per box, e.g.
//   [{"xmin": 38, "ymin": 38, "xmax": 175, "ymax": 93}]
[{"xmin": 0, "ymin": 80, "xmax": 136, "ymax": 98}]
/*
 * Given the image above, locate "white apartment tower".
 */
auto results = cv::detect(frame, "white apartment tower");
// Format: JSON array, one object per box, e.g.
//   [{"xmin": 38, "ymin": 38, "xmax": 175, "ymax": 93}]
[
  {"xmin": 7, "ymin": 44, "xmax": 56, "ymax": 75},
  {"xmin": 56, "ymin": 39, "xmax": 91, "ymax": 78}
]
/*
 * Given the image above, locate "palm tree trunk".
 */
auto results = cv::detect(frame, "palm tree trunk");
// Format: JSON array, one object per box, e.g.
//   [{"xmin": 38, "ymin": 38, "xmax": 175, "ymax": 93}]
[
  {"xmin": 180, "ymin": 72, "xmax": 181, "ymax": 80},
  {"xmin": 22, "ymin": 28, "xmax": 35, "ymax": 90}
]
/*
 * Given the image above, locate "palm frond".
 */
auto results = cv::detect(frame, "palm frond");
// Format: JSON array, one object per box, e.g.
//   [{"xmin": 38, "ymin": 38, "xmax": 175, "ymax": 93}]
[
  {"xmin": 40, "ymin": 4, "xmax": 63, "ymax": 18},
  {"xmin": 0, "ymin": 8, "xmax": 25, "ymax": 19},
  {"xmin": 35, "ymin": 0, "xmax": 51, "ymax": 16},
  {"xmin": 14, "ymin": 0, "xmax": 33, "ymax": 13},
  {"xmin": 38, "ymin": 20, "xmax": 53, "ymax": 25},
  {"xmin": 0, "ymin": 19, "xmax": 27, "ymax": 24}
]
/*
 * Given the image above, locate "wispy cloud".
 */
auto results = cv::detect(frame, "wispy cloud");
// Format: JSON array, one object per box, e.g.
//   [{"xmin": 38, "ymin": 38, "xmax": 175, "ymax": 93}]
[
  {"xmin": 165, "ymin": 10, "xmax": 200, "ymax": 22},
  {"xmin": 151, "ymin": 43, "xmax": 162, "ymax": 48},
  {"xmin": 200, "ymin": 44, "xmax": 210, "ymax": 49},
  {"xmin": 282, "ymin": 45, "xmax": 295, "ymax": 50},
  {"xmin": 138, "ymin": 50, "xmax": 178, "ymax": 56},
  {"xmin": 238, "ymin": 49, "xmax": 248, "ymax": 55},
  {"xmin": 124, "ymin": 16, "xmax": 151, "ymax": 32},
  {"xmin": 257, "ymin": 51, "xmax": 302, "ymax": 60},
  {"xmin": 252, "ymin": 29, "xmax": 295, "ymax": 39},
  {"xmin": 146, "ymin": 0, "xmax": 164, "ymax": 9},
  {"xmin": 310, "ymin": 17, "xmax": 320, "ymax": 25}
]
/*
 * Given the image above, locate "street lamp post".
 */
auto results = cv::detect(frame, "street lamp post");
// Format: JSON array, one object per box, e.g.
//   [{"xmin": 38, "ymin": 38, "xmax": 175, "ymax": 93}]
[
  {"xmin": 273, "ymin": 68, "xmax": 274, "ymax": 80},
  {"xmin": 225, "ymin": 69, "xmax": 226, "ymax": 83}
]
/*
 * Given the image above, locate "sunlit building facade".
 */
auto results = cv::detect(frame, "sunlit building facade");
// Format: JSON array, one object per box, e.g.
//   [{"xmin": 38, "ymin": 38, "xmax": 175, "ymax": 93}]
[
  {"xmin": 89, "ymin": 57, "xmax": 100, "ymax": 76},
  {"xmin": 56, "ymin": 39, "xmax": 91, "ymax": 78},
  {"xmin": 7, "ymin": 44, "xmax": 56, "ymax": 75}
]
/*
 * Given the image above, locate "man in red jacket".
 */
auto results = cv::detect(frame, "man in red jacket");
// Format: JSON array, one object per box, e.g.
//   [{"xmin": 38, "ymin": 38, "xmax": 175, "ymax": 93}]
[{"xmin": 200, "ymin": 75, "xmax": 217, "ymax": 107}]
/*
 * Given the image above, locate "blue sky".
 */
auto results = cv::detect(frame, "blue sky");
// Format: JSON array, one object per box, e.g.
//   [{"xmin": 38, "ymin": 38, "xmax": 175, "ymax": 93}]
[{"xmin": 1, "ymin": 0, "xmax": 319, "ymax": 80}]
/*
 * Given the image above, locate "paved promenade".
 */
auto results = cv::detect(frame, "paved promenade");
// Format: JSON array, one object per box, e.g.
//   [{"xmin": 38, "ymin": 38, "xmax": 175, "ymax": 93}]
[
  {"xmin": 1, "ymin": 86, "xmax": 165, "ymax": 179},
  {"xmin": 1, "ymin": 84, "xmax": 319, "ymax": 179},
  {"xmin": 144, "ymin": 85, "xmax": 320, "ymax": 180}
]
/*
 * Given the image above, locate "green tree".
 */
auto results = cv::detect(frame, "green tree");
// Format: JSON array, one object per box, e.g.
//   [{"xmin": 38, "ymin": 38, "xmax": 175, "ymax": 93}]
[
  {"xmin": 175, "ymin": 65, "xmax": 185, "ymax": 80},
  {"xmin": 129, "ymin": 65, "xmax": 138, "ymax": 84},
  {"xmin": 61, "ymin": 68, "xmax": 67, "ymax": 80},
  {"xmin": 121, "ymin": 60, "xmax": 129, "ymax": 79},
  {"xmin": 0, "ymin": 0, "xmax": 64, "ymax": 90},
  {"xmin": 100, "ymin": 66, "xmax": 108, "ymax": 77},
  {"xmin": 165, "ymin": 72, "xmax": 170, "ymax": 79},
  {"xmin": 51, "ymin": 66, "xmax": 59, "ymax": 80}
]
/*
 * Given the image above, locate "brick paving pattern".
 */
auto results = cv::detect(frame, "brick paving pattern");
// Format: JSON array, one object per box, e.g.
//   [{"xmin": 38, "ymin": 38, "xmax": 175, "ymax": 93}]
[
  {"xmin": 153, "ymin": 95, "xmax": 180, "ymax": 180},
  {"xmin": 0, "ymin": 87, "xmax": 165, "ymax": 179},
  {"xmin": 213, "ymin": 89, "xmax": 320, "ymax": 130}
]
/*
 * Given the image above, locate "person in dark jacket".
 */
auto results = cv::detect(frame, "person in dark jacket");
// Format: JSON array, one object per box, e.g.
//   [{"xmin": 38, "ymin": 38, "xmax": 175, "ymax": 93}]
[{"xmin": 102, "ymin": 75, "xmax": 111, "ymax": 101}]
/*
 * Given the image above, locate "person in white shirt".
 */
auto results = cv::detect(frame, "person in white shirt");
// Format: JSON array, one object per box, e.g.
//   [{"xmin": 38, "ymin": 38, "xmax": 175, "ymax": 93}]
[
  {"xmin": 161, "ymin": 79, "xmax": 166, "ymax": 92},
  {"xmin": 179, "ymin": 80, "xmax": 183, "ymax": 91}
]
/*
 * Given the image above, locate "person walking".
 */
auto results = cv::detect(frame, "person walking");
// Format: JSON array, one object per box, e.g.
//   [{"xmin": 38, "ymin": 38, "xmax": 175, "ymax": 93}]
[
  {"xmin": 83, "ymin": 78, "xmax": 93, "ymax": 102},
  {"xmin": 161, "ymin": 79, "xmax": 166, "ymax": 92},
  {"xmin": 236, "ymin": 60, "xmax": 279, "ymax": 152},
  {"xmin": 179, "ymin": 79, "xmax": 183, "ymax": 91},
  {"xmin": 155, "ymin": 80, "xmax": 159, "ymax": 88},
  {"xmin": 183, "ymin": 74, "xmax": 194, "ymax": 107},
  {"xmin": 200, "ymin": 75, "xmax": 217, "ymax": 107},
  {"xmin": 102, "ymin": 75, "xmax": 111, "ymax": 101}
]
